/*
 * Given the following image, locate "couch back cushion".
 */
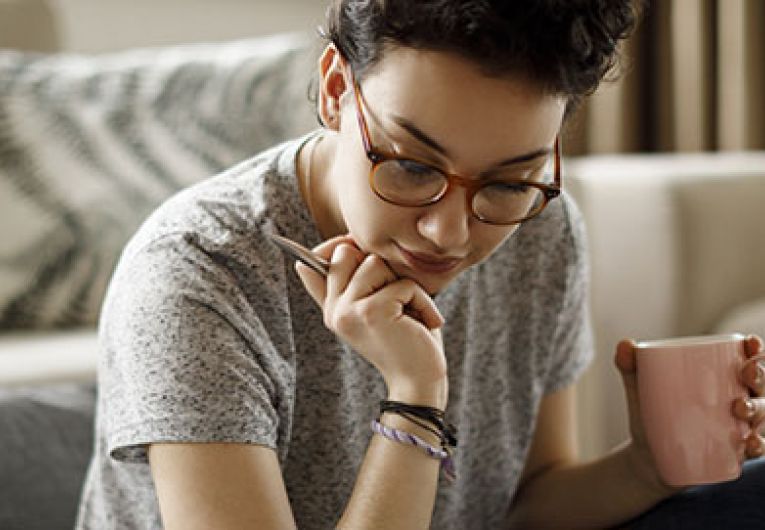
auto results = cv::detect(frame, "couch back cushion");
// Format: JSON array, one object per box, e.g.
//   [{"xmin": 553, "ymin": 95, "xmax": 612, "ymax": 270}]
[
  {"xmin": 674, "ymin": 168, "xmax": 765, "ymax": 334},
  {"xmin": 568, "ymin": 152, "xmax": 765, "ymax": 339},
  {"xmin": 0, "ymin": 33, "xmax": 317, "ymax": 329}
]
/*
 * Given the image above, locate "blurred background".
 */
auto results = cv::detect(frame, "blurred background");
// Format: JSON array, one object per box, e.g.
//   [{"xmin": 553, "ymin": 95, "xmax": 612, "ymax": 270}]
[
  {"xmin": 1, "ymin": 0, "xmax": 764, "ymax": 496},
  {"xmin": 2, "ymin": 0, "xmax": 764, "ymax": 156},
  {"xmin": 0, "ymin": 0, "xmax": 325, "ymax": 52}
]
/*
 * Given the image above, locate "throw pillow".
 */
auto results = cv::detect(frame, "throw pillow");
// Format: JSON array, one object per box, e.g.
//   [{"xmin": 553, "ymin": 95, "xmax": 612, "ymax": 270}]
[{"xmin": 0, "ymin": 33, "xmax": 317, "ymax": 329}]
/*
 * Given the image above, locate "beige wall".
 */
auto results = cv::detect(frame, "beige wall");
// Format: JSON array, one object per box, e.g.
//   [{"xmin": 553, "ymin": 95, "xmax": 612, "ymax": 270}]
[{"xmin": 48, "ymin": 0, "xmax": 327, "ymax": 52}]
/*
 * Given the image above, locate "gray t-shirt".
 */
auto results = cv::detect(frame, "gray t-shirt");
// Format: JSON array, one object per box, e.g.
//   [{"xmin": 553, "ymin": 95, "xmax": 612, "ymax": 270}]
[{"xmin": 76, "ymin": 133, "xmax": 593, "ymax": 529}]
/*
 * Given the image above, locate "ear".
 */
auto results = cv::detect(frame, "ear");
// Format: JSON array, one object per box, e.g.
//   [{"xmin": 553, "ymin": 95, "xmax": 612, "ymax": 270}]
[{"xmin": 318, "ymin": 44, "xmax": 350, "ymax": 131}]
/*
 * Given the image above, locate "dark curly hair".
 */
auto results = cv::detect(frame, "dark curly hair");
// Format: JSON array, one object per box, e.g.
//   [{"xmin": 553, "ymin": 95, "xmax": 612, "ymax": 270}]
[{"xmin": 323, "ymin": 0, "xmax": 642, "ymax": 112}]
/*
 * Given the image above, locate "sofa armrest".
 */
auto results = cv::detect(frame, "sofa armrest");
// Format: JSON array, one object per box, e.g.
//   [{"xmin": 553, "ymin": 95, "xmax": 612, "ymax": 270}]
[{"xmin": 0, "ymin": 330, "xmax": 98, "ymax": 387}]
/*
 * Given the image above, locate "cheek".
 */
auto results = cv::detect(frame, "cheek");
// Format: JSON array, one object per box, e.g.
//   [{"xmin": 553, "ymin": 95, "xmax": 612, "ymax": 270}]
[
  {"xmin": 471, "ymin": 226, "xmax": 519, "ymax": 263},
  {"xmin": 332, "ymin": 156, "xmax": 395, "ymax": 240}
]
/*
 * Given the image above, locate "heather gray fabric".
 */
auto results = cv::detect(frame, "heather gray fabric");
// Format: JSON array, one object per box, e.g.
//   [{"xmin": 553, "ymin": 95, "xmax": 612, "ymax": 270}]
[
  {"xmin": 0, "ymin": 383, "xmax": 96, "ymax": 530},
  {"xmin": 76, "ymin": 133, "xmax": 593, "ymax": 529}
]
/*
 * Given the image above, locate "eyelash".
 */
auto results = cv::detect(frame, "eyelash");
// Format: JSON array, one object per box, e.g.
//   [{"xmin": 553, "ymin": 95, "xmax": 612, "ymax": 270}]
[{"xmin": 388, "ymin": 138, "xmax": 545, "ymax": 179}]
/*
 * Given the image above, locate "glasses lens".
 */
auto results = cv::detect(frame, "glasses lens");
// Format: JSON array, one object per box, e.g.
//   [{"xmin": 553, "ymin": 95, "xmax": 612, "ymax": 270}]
[
  {"xmin": 372, "ymin": 159, "xmax": 447, "ymax": 205},
  {"xmin": 473, "ymin": 182, "xmax": 546, "ymax": 224}
]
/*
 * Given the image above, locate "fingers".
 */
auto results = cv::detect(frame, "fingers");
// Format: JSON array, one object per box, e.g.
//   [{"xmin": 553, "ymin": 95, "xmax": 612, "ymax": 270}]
[
  {"xmin": 310, "ymin": 234, "xmax": 357, "ymax": 261},
  {"xmin": 733, "ymin": 396, "xmax": 765, "ymax": 427},
  {"xmin": 326, "ymin": 243, "xmax": 365, "ymax": 301},
  {"xmin": 341, "ymin": 253, "xmax": 397, "ymax": 301},
  {"xmin": 744, "ymin": 335, "xmax": 764, "ymax": 359},
  {"xmin": 294, "ymin": 236, "xmax": 360, "ymax": 305},
  {"xmin": 614, "ymin": 339, "xmax": 638, "ymax": 374},
  {"xmin": 377, "ymin": 279, "xmax": 445, "ymax": 330},
  {"xmin": 744, "ymin": 432, "xmax": 764, "ymax": 459},
  {"xmin": 294, "ymin": 235, "xmax": 443, "ymax": 330},
  {"xmin": 741, "ymin": 353, "xmax": 765, "ymax": 397},
  {"xmin": 743, "ymin": 335, "xmax": 765, "ymax": 395},
  {"xmin": 295, "ymin": 261, "xmax": 326, "ymax": 304}
]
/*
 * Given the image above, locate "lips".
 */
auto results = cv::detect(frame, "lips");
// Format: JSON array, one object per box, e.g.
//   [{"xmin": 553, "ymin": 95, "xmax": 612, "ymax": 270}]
[{"xmin": 397, "ymin": 244, "xmax": 464, "ymax": 274}]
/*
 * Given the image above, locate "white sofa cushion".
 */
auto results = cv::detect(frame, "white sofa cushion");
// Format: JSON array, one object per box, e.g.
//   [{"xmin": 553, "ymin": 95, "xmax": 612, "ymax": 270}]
[
  {"xmin": 0, "ymin": 329, "xmax": 98, "ymax": 386},
  {"xmin": 715, "ymin": 298, "xmax": 765, "ymax": 341}
]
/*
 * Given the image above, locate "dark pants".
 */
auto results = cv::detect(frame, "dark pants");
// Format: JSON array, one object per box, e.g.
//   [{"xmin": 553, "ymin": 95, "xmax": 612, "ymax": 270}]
[{"xmin": 624, "ymin": 458, "xmax": 765, "ymax": 529}]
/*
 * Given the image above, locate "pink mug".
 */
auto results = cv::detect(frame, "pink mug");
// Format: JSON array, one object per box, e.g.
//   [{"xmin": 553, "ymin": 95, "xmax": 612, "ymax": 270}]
[{"xmin": 635, "ymin": 333, "xmax": 751, "ymax": 486}]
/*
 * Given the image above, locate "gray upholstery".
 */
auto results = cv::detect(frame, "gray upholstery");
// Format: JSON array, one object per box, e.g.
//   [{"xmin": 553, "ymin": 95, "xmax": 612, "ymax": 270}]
[{"xmin": 0, "ymin": 384, "xmax": 96, "ymax": 530}]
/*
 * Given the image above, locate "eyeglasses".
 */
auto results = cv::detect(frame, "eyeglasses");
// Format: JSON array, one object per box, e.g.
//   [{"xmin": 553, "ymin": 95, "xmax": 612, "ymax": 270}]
[{"xmin": 347, "ymin": 66, "xmax": 562, "ymax": 226}]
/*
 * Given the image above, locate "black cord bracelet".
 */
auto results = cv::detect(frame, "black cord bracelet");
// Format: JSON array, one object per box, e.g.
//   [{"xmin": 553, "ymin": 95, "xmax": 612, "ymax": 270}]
[{"xmin": 379, "ymin": 400, "xmax": 458, "ymax": 448}]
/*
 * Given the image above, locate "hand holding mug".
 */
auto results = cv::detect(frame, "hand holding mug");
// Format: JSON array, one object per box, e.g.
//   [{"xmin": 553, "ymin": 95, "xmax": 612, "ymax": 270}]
[
  {"xmin": 615, "ymin": 334, "xmax": 765, "ymax": 490},
  {"xmin": 732, "ymin": 335, "xmax": 765, "ymax": 459}
]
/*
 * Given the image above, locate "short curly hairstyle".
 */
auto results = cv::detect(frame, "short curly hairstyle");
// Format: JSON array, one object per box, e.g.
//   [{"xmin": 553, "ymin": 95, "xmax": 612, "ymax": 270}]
[{"xmin": 323, "ymin": 0, "xmax": 642, "ymax": 111}]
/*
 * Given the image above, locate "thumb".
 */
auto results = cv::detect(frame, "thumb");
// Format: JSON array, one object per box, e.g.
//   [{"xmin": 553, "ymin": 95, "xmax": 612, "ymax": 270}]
[
  {"xmin": 615, "ymin": 338, "xmax": 638, "ymax": 374},
  {"xmin": 294, "ymin": 234, "xmax": 358, "ymax": 306},
  {"xmin": 615, "ymin": 339, "xmax": 646, "ymax": 443}
]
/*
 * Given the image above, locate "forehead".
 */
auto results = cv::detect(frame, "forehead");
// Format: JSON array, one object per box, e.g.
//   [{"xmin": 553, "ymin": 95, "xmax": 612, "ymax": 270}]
[{"xmin": 355, "ymin": 47, "xmax": 565, "ymax": 165}]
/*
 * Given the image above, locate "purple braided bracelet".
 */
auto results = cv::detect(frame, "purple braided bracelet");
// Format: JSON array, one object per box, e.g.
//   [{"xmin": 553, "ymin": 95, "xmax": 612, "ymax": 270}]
[{"xmin": 370, "ymin": 420, "xmax": 456, "ymax": 482}]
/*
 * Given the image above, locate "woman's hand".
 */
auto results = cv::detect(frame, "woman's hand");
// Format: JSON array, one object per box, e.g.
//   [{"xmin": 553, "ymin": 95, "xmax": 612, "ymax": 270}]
[
  {"xmin": 732, "ymin": 335, "xmax": 765, "ymax": 459},
  {"xmin": 613, "ymin": 340, "xmax": 681, "ymax": 497},
  {"xmin": 614, "ymin": 335, "xmax": 765, "ymax": 497},
  {"xmin": 295, "ymin": 235, "xmax": 448, "ymax": 408}
]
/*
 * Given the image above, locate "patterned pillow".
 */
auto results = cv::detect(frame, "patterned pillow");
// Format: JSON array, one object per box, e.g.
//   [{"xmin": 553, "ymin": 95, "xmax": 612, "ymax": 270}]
[{"xmin": 0, "ymin": 33, "xmax": 317, "ymax": 329}]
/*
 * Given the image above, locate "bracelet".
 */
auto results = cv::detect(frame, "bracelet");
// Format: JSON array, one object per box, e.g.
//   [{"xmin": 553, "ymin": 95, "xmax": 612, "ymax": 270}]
[
  {"xmin": 370, "ymin": 419, "xmax": 457, "ymax": 483},
  {"xmin": 379, "ymin": 400, "xmax": 458, "ymax": 448}
]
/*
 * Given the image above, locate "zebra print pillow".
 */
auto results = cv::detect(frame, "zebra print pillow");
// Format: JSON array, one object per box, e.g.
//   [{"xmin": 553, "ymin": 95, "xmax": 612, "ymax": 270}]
[{"xmin": 0, "ymin": 33, "xmax": 316, "ymax": 330}]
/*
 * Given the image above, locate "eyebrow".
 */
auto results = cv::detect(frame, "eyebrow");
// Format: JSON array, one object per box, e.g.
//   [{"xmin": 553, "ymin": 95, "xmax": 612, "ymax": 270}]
[{"xmin": 392, "ymin": 115, "xmax": 552, "ymax": 168}]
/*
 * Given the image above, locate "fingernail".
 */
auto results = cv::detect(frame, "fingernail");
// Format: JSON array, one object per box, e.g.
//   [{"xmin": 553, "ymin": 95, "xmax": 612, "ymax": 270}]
[
  {"xmin": 755, "ymin": 368, "xmax": 764, "ymax": 387},
  {"xmin": 745, "ymin": 400, "xmax": 755, "ymax": 418}
]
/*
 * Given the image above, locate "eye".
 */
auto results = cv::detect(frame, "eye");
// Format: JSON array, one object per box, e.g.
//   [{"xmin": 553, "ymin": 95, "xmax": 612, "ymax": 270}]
[
  {"xmin": 489, "ymin": 182, "xmax": 532, "ymax": 195},
  {"xmin": 395, "ymin": 159, "xmax": 438, "ymax": 177}
]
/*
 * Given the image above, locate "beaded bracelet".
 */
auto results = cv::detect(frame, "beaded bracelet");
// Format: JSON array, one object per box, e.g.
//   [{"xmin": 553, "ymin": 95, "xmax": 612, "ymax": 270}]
[{"xmin": 371, "ymin": 419, "xmax": 457, "ymax": 483}]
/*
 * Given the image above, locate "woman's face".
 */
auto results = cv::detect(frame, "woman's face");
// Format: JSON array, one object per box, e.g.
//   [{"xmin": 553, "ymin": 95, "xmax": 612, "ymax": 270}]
[{"xmin": 317, "ymin": 46, "xmax": 566, "ymax": 295}]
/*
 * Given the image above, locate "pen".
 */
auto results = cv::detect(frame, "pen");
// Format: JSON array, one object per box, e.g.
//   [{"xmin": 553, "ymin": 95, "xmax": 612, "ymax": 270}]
[{"xmin": 269, "ymin": 234, "xmax": 329, "ymax": 276}]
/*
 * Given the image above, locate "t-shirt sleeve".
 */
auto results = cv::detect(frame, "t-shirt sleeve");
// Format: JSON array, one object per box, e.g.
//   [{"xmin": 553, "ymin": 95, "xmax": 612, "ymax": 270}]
[
  {"xmin": 99, "ymin": 232, "xmax": 293, "ymax": 464},
  {"xmin": 543, "ymin": 196, "xmax": 595, "ymax": 394}
]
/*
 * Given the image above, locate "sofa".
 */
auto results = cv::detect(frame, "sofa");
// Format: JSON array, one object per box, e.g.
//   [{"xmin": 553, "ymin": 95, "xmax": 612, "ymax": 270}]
[{"xmin": 2, "ymin": 5, "xmax": 765, "ymax": 530}]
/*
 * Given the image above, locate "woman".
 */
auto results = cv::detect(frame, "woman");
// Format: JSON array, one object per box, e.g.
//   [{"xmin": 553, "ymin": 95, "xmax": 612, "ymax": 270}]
[{"xmin": 77, "ymin": 1, "xmax": 765, "ymax": 528}]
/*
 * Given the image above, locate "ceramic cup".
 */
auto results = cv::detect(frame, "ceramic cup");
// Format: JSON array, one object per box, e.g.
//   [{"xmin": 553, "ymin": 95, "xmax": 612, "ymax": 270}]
[{"xmin": 635, "ymin": 333, "xmax": 750, "ymax": 486}]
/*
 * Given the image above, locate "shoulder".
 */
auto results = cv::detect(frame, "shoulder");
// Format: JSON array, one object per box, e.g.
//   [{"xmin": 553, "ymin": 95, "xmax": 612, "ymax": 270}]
[
  {"xmin": 125, "ymin": 134, "xmax": 312, "ymax": 264},
  {"xmin": 106, "ymin": 135, "xmax": 316, "ymax": 310}
]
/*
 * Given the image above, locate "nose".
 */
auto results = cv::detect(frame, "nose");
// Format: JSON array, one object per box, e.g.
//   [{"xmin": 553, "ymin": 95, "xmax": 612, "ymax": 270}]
[{"xmin": 416, "ymin": 186, "xmax": 472, "ymax": 251}]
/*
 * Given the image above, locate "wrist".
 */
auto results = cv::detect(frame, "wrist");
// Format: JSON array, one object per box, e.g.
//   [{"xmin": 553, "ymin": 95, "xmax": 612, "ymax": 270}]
[
  {"xmin": 621, "ymin": 440, "xmax": 683, "ymax": 500},
  {"xmin": 378, "ymin": 412, "xmax": 443, "ymax": 447},
  {"xmin": 386, "ymin": 378, "xmax": 449, "ymax": 410}
]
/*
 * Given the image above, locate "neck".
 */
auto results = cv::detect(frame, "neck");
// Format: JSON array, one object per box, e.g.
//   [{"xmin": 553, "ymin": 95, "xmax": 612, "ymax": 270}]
[{"xmin": 299, "ymin": 132, "xmax": 343, "ymax": 240}]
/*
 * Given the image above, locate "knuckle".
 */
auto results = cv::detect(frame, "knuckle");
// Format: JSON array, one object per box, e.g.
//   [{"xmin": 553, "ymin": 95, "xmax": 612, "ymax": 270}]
[
  {"xmin": 397, "ymin": 278, "xmax": 417, "ymax": 291},
  {"xmin": 332, "ymin": 310, "xmax": 357, "ymax": 335},
  {"xmin": 356, "ymin": 299, "xmax": 382, "ymax": 326}
]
